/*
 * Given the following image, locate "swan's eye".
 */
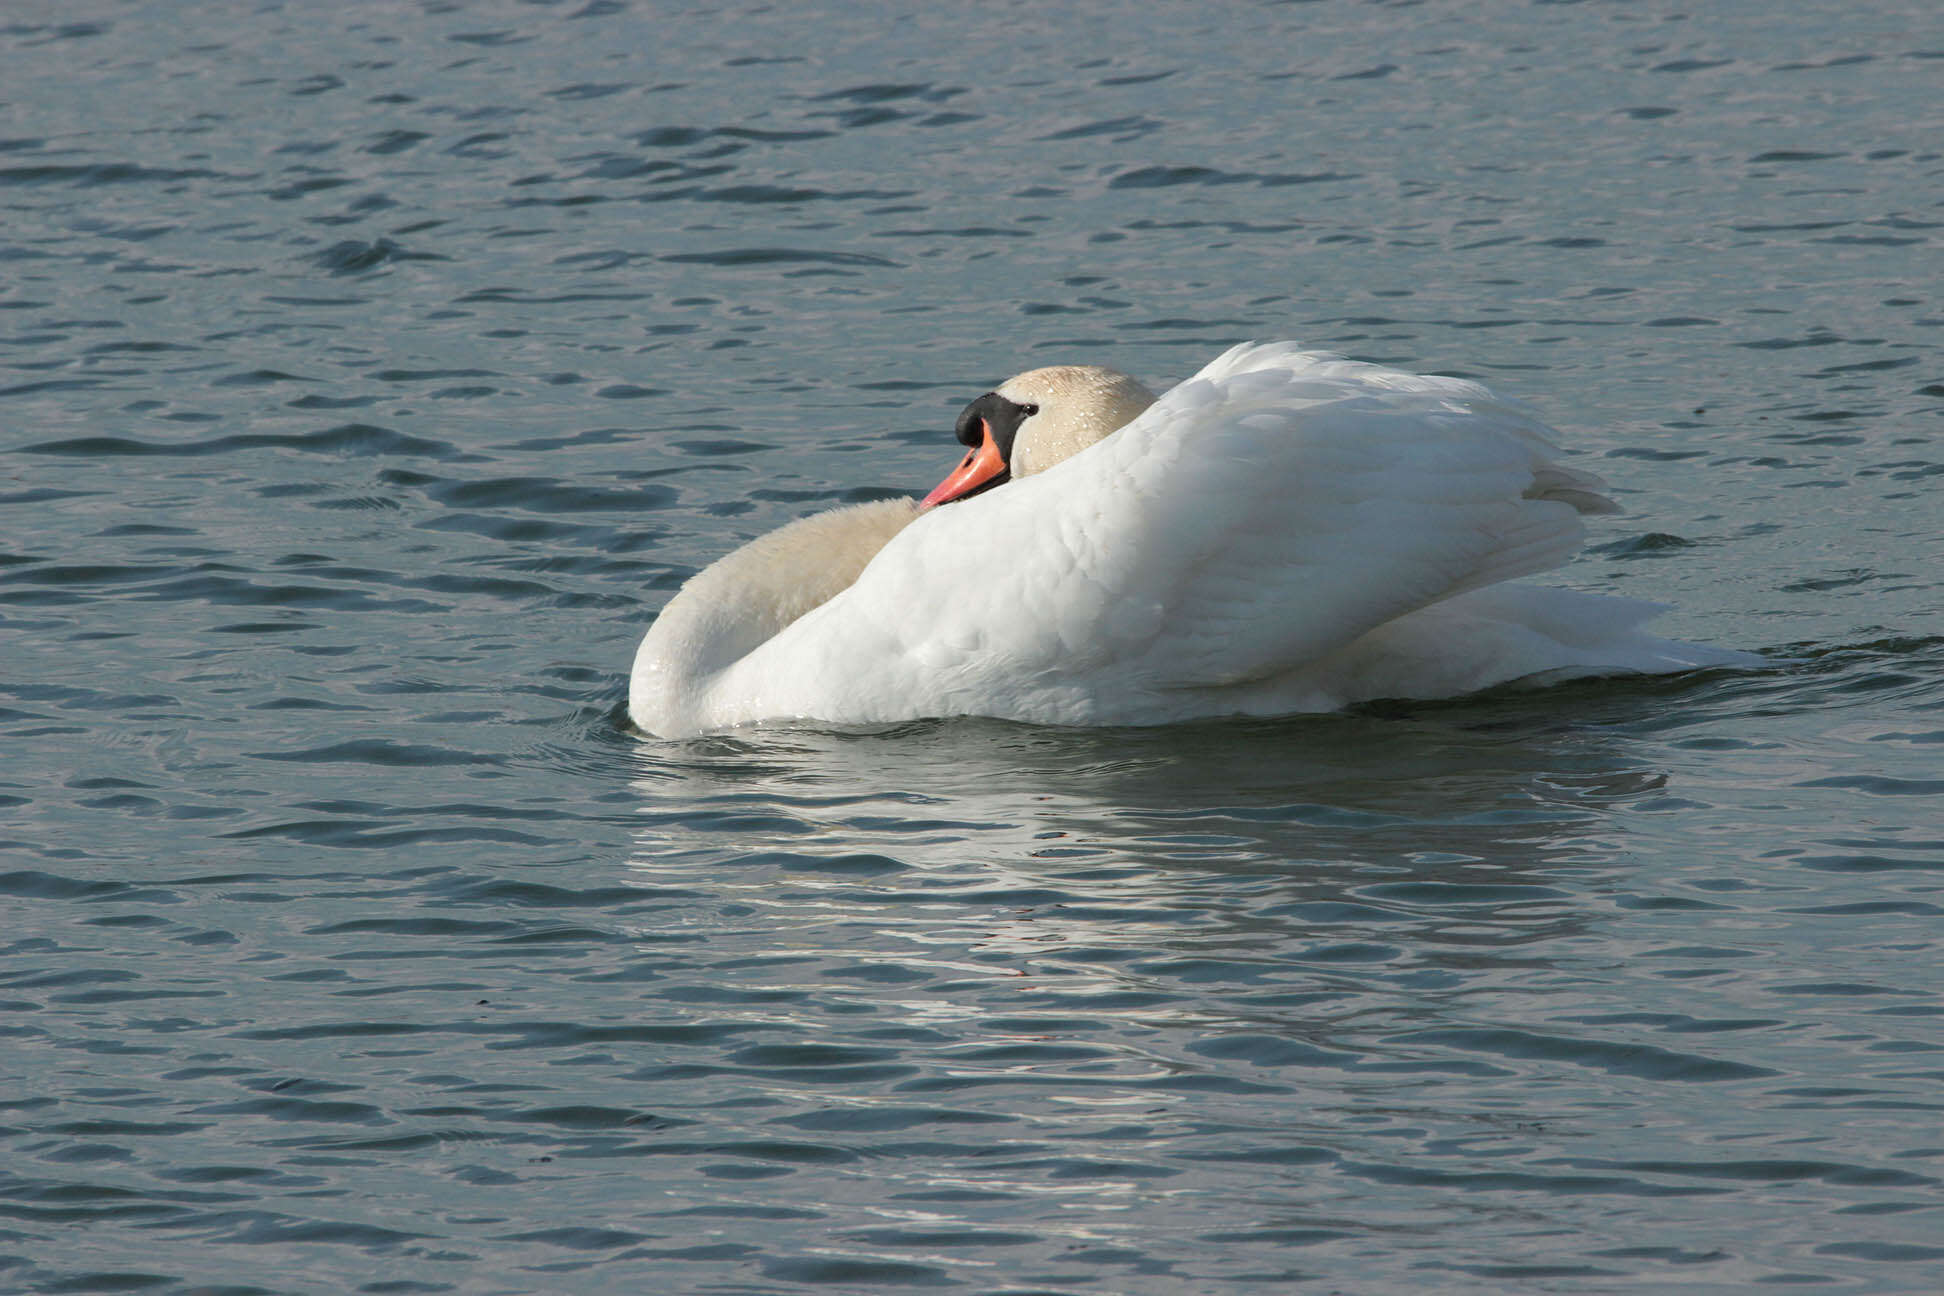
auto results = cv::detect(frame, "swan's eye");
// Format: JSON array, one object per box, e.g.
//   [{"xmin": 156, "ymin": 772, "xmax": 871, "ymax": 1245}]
[{"xmin": 1018, "ymin": 403, "xmax": 1039, "ymax": 417}]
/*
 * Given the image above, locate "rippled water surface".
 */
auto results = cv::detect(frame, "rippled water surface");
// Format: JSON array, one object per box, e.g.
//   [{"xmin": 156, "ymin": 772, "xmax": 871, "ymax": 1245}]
[{"xmin": 4, "ymin": 1, "xmax": 1942, "ymax": 1292}]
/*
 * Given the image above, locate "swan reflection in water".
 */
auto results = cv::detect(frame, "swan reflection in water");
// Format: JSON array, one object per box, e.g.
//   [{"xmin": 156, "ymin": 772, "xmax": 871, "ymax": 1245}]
[{"xmin": 618, "ymin": 677, "xmax": 1723, "ymax": 996}]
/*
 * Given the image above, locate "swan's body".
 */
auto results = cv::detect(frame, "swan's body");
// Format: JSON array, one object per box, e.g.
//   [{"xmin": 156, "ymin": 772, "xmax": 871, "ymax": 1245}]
[{"xmin": 628, "ymin": 342, "xmax": 1754, "ymax": 738}]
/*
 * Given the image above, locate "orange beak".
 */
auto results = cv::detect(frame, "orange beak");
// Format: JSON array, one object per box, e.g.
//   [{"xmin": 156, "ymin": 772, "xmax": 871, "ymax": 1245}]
[{"xmin": 919, "ymin": 419, "xmax": 1009, "ymax": 510}]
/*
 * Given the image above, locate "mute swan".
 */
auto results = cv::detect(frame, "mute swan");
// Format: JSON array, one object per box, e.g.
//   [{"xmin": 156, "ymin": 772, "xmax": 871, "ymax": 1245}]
[{"xmin": 627, "ymin": 341, "xmax": 1754, "ymax": 738}]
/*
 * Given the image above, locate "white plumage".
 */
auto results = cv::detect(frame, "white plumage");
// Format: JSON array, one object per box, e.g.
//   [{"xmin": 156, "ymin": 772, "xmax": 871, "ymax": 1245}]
[{"xmin": 627, "ymin": 342, "xmax": 1754, "ymax": 738}]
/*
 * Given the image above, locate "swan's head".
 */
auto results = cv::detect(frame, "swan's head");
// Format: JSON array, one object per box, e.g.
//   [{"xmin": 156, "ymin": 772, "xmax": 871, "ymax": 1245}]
[{"xmin": 921, "ymin": 364, "xmax": 1158, "ymax": 509}]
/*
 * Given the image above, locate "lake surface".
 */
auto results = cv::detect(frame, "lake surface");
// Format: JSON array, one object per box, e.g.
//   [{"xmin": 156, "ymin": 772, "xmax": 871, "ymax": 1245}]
[{"xmin": 3, "ymin": 1, "xmax": 1941, "ymax": 1292}]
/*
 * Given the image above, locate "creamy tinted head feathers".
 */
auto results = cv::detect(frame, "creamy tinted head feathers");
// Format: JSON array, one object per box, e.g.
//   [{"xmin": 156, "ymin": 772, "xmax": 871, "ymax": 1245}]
[
  {"xmin": 921, "ymin": 363, "xmax": 1159, "ymax": 510},
  {"xmin": 996, "ymin": 365, "xmax": 1159, "ymax": 478}
]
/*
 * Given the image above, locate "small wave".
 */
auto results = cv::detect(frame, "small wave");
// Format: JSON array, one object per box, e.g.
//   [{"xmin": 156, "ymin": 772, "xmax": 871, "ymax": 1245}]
[
  {"xmin": 309, "ymin": 238, "xmax": 446, "ymax": 275},
  {"xmin": 660, "ymin": 247, "xmax": 900, "ymax": 269},
  {"xmin": 1403, "ymin": 1027, "xmax": 1778, "ymax": 1082},
  {"xmin": 17, "ymin": 423, "xmax": 459, "ymax": 460},
  {"xmin": 0, "ymin": 162, "xmax": 228, "ymax": 186}
]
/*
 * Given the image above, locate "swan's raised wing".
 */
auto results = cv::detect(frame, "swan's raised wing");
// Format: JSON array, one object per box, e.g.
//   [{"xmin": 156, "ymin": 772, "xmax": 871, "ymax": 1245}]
[
  {"xmin": 729, "ymin": 342, "xmax": 1612, "ymax": 725},
  {"xmin": 1083, "ymin": 341, "xmax": 1613, "ymax": 689}
]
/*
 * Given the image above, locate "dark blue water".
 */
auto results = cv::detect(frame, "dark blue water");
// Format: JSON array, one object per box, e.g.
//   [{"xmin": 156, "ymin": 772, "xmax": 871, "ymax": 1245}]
[{"xmin": 4, "ymin": 2, "xmax": 1941, "ymax": 1292}]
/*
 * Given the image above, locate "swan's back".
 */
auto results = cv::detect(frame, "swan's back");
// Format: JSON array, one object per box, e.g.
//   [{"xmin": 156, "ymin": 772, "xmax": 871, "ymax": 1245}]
[{"xmin": 1096, "ymin": 344, "xmax": 1611, "ymax": 687}]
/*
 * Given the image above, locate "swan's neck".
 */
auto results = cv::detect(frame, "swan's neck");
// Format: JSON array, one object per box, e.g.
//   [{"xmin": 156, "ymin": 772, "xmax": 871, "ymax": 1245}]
[{"xmin": 629, "ymin": 498, "xmax": 919, "ymax": 734}]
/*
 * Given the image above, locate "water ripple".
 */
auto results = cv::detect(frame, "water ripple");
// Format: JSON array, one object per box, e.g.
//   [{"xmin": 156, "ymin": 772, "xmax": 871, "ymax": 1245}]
[{"xmin": 2, "ymin": 1, "xmax": 1940, "ymax": 1292}]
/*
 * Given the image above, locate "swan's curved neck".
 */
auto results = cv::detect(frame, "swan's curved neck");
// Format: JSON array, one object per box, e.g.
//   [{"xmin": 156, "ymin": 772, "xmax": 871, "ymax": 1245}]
[{"xmin": 629, "ymin": 498, "xmax": 918, "ymax": 734}]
